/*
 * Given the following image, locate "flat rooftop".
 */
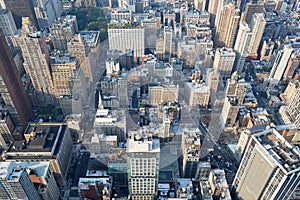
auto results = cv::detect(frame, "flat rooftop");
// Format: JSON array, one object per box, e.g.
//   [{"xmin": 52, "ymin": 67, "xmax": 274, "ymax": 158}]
[
  {"xmin": 127, "ymin": 138, "xmax": 160, "ymax": 153},
  {"xmin": 79, "ymin": 31, "xmax": 100, "ymax": 47},
  {"xmin": 6, "ymin": 123, "xmax": 67, "ymax": 159},
  {"xmin": 254, "ymin": 128, "xmax": 300, "ymax": 173}
]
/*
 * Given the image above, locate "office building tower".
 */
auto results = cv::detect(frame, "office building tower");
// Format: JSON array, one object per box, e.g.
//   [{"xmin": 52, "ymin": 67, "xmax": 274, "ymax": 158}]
[
  {"xmin": 280, "ymin": 80, "xmax": 299, "ymax": 105},
  {"xmin": 0, "ymin": 111, "xmax": 15, "ymax": 149},
  {"xmin": 108, "ymin": 23, "xmax": 145, "ymax": 58},
  {"xmin": 215, "ymin": 3, "xmax": 240, "ymax": 48},
  {"xmin": 283, "ymin": 51, "xmax": 300, "ymax": 80},
  {"xmin": 220, "ymin": 96, "xmax": 239, "ymax": 128},
  {"xmin": 214, "ymin": 47, "xmax": 236, "ymax": 80},
  {"xmin": 241, "ymin": 2, "xmax": 265, "ymax": 24},
  {"xmin": 0, "ymin": 163, "xmax": 40, "ymax": 200},
  {"xmin": 206, "ymin": 68, "xmax": 220, "ymax": 102},
  {"xmin": 67, "ymin": 34, "xmax": 89, "ymax": 64},
  {"xmin": 184, "ymin": 81, "xmax": 210, "ymax": 108},
  {"xmin": 127, "ymin": 134, "xmax": 160, "ymax": 199},
  {"xmin": 0, "ymin": 9, "xmax": 16, "ymax": 36},
  {"xmin": 260, "ymin": 40, "xmax": 275, "ymax": 61},
  {"xmin": 181, "ymin": 128, "xmax": 201, "ymax": 178},
  {"xmin": 225, "ymin": 72, "xmax": 248, "ymax": 105},
  {"xmin": 208, "ymin": 0, "xmax": 220, "ymax": 26},
  {"xmin": 4, "ymin": 123, "xmax": 73, "ymax": 187},
  {"xmin": 195, "ymin": 162, "xmax": 211, "ymax": 181},
  {"xmin": 67, "ymin": 32, "xmax": 99, "ymax": 82},
  {"xmin": 233, "ymin": 128, "xmax": 300, "ymax": 200},
  {"xmin": 49, "ymin": 15, "xmax": 78, "ymax": 51},
  {"xmin": 248, "ymin": 13, "xmax": 266, "ymax": 58},
  {"xmin": 214, "ymin": 0, "xmax": 224, "ymax": 28},
  {"xmin": 286, "ymin": 87, "xmax": 300, "ymax": 129},
  {"xmin": 164, "ymin": 26, "xmax": 173, "ymax": 61},
  {"xmin": 148, "ymin": 84, "xmax": 179, "ymax": 105},
  {"xmin": 234, "ymin": 21, "xmax": 252, "ymax": 74},
  {"xmin": 0, "ymin": 28, "xmax": 33, "ymax": 129},
  {"xmin": 32, "ymin": 0, "xmax": 62, "ymax": 30},
  {"xmin": 269, "ymin": 45, "xmax": 293, "ymax": 85},
  {"xmin": 50, "ymin": 52, "xmax": 79, "ymax": 97},
  {"xmin": 194, "ymin": 0, "xmax": 206, "ymax": 11},
  {"xmin": 0, "ymin": 161, "xmax": 60, "ymax": 200},
  {"xmin": 17, "ymin": 18, "xmax": 56, "ymax": 105},
  {"xmin": 1, "ymin": 0, "xmax": 37, "ymax": 28}
]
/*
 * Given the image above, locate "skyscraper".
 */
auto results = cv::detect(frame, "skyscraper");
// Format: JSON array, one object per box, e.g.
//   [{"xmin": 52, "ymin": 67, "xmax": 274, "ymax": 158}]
[
  {"xmin": 234, "ymin": 21, "xmax": 252, "ymax": 74},
  {"xmin": 286, "ymin": 87, "xmax": 300, "ymax": 129},
  {"xmin": 32, "ymin": 0, "xmax": 62, "ymax": 30},
  {"xmin": 127, "ymin": 134, "xmax": 160, "ymax": 199},
  {"xmin": 0, "ymin": 163, "xmax": 41, "ymax": 200},
  {"xmin": 1, "ymin": 0, "xmax": 38, "ymax": 28},
  {"xmin": 214, "ymin": 47, "xmax": 236, "ymax": 80},
  {"xmin": 215, "ymin": 3, "xmax": 240, "ymax": 48},
  {"xmin": 164, "ymin": 26, "xmax": 173, "ymax": 61},
  {"xmin": 269, "ymin": 45, "xmax": 293, "ymax": 85},
  {"xmin": 49, "ymin": 15, "xmax": 78, "ymax": 51},
  {"xmin": 208, "ymin": 0, "xmax": 220, "ymax": 26},
  {"xmin": 50, "ymin": 52, "xmax": 79, "ymax": 97},
  {"xmin": 260, "ymin": 40, "xmax": 275, "ymax": 61},
  {"xmin": 240, "ymin": 2, "xmax": 265, "ymax": 24},
  {"xmin": 283, "ymin": 51, "xmax": 300, "ymax": 80},
  {"xmin": 0, "ymin": 8, "xmax": 17, "ymax": 36},
  {"xmin": 247, "ymin": 13, "xmax": 266, "ymax": 58},
  {"xmin": 17, "ymin": 18, "xmax": 56, "ymax": 105},
  {"xmin": 0, "ymin": 28, "xmax": 33, "ymax": 129},
  {"xmin": 206, "ymin": 68, "xmax": 220, "ymax": 102},
  {"xmin": 220, "ymin": 96, "xmax": 239, "ymax": 128},
  {"xmin": 108, "ymin": 23, "xmax": 145, "ymax": 58},
  {"xmin": 233, "ymin": 128, "xmax": 300, "ymax": 200}
]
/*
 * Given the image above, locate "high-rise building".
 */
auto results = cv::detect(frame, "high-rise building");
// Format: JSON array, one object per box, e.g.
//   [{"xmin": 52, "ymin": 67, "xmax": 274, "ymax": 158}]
[
  {"xmin": 108, "ymin": 23, "xmax": 145, "ymax": 58},
  {"xmin": 206, "ymin": 68, "xmax": 220, "ymax": 102},
  {"xmin": 194, "ymin": 0, "xmax": 206, "ymax": 11},
  {"xmin": 234, "ymin": 21, "xmax": 252, "ymax": 74},
  {"xmin": 148, "ymin": 84, "xmax": 179, "ymax": 105},
  {"xmin": 1, "ymin": 0, "xmax": 38, "ymax": 28},
  {"xmin": 260, "ymin": 40, "xmax": 275, "ymax": 61},
  {"xmin": 283, "ymin": 51, "xmax": 300, "ymax": 80},
  {"xmin": 50, "ymin": 15, "xmax": 78, "ymax": 51},
  {"xmin": 269, "ymin": 45, "xmax": 293, "ymax": 85},
  {"xmin": 214, "ymin": 47, "xmax": 236, "ymax": 80},
  {"xmin": 17, "ymin": 18, "xmax": 56, "ymax": 105},
  {"xmin": 0, "ymin": 161, "xmax": 60, "ymax": 200},
  {"xmin": 215, "ymin": 3, "xmax": 240, "ymax": 48},
  {"xmin": 225, "ymin": 72, "xmax": 248, "ymax": 105},
  {"xmin": 184, "ymin": 82, "xmax": 210, "ymax": 108},
  {"xmin": 0, "ymin": 9, "xmax": 16, "ymax": 36},
  {"xmin": 4, "ymin": 123, "xmax": 73, "ymax": 187},
  {"xmin": 286, "ymin": 87, "xmax": 300, "ymax": 129},
  {"xmin": 127, "ymin": 134, "xmax": 160, "ymax": 199},
  {"xmin": 0, "ymin": 111, "xmax": 15, "ymax": 149},
  {"xmin": 0, "ymin": 28, "xmax": 33, "ymax": 129},
  {"xmin": 232, "ymin": 128, "xmax": 300, "ymax": 200},
  {"xmin": 220, "ymin": 96, "xmax": 239, "ymax": 128},
  {"xmin": 208, "ymin": 0, "xmax": 220, "ymax": 26},
  {"xmin": 164, "ymin": 26, "xmax": 173, "ymax": 61},
  {"xmin": 248, "ymin": 13, "xmax": 266, "ymax": 58},
  {"xmin": 240, "ymin": 2, "xmax": 265, "ymax": 24},
  {"xmin": 181, "ymin": 127, "xmax": 201, "ymax": 178},
  {"xmin": 32, "ymin": 0, "xmax": 62, "ymax": 30},
  {"xmin": 69, "ymin": 31, "xmax": 100, "ymax": 82},
  {"xmin": 0, "ymin": 162, "xmax": 40, "ymax": 200},
  {"xmin": 50, "ymin": 52, "xmax": 79, "ymax": 97}
]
